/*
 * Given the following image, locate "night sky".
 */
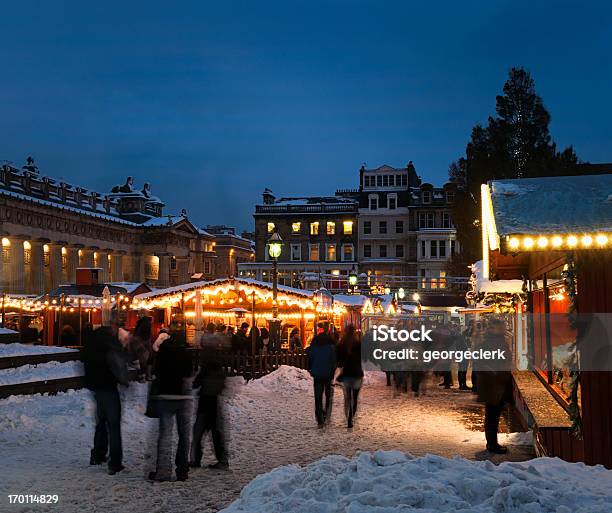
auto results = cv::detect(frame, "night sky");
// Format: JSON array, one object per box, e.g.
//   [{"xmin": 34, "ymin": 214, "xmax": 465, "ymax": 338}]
[{"xmin": 1, "ymin": 1, "xmax": 611, "ymax": 231}]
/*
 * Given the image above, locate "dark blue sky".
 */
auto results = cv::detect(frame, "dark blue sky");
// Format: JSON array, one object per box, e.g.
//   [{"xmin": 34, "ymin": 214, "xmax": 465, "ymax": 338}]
[{"xmin": 2, "ymin": 1, "xmax": 611, "ymax": 232}]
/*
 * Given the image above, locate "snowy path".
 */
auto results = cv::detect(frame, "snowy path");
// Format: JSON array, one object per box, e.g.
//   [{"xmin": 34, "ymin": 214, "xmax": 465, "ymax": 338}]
[{"xmin": 0, "ymin": 369, "xmax": 534, "ymax": 513}]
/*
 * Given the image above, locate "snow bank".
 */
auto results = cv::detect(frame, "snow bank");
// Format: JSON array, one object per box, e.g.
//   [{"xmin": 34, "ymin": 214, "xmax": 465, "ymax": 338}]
[
  {"xmin": 246, "ymin": 365, "xmax": 312, "ymax": 393},
  {"xmin": 0, "ymin": 360, "xmax": 84, "ymax": 385},
  {"xmin": 221, "ymin": 451, "xmax": 612, "ymax": 513},
  {"xmin": 0, "ymin": 343, "xmax": 77, "ymax": 357}
]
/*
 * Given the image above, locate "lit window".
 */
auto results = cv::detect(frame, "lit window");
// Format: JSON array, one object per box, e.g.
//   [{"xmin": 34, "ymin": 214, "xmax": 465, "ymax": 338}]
[
  {"xmin": 326, "ymin": 222, "xmax": 335, "ymax": 235},
  {"xmin": 343, "ymin": 220, "xmax": 353, "ymax": 234},
  {"xmin": 23, "ymin": 240, "xmax": 31, "ymax": 250},
  {"xmin": 292, "ymin": 222, "xmax": 301, "ymax": 233},
  {"xmin": 309, "ymin": 244, "xmax": 320, "ymax": 261},
  {"xmin": 267, "ymin": 222, "xmax": 275, "ymax": 233},
  {"xmin": 310, "ymin": 222, "xmax": 319, "ymax": 235},
  {"xmin": 342, "ymin": 244, "xmax": 354, "ymax": 261},
  {"xmin": 326, "ymin": 244, "xmax": 336, "ymax": 261},
  {"xmin": 1, "ymin": 238, "xmax": 10, "ymax": 247}
]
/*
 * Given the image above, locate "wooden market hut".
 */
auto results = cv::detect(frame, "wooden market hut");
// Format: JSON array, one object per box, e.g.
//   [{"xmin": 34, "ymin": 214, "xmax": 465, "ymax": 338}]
[
  {"xmin": 481, "ymin": 174, "xmax": 612, "ymax": 468},
  {"xmin": 133, "ymin": 277, "xmax": 353, "ymax": 350},
  {"xmin": 41, "ymin": 268, "xmax": 150, "ymax": 346}
]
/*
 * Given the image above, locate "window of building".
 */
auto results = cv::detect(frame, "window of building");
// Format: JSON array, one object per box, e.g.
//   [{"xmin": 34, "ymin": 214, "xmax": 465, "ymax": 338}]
[
  {"xmin": 364, "ymin": 176, "xmax": 370, "ymax": 187},
  {"xmin": 401, "ymin": 175, "xmax": 407, "ymax": 186},
  {"xmin": 204, "ymin": 261, "xmax": 211, "ymax": 274},
  {"xmin": 382, "ymin": 175, "xmax": 389, "ymax": 187},
  {"xmin": 419, "ymin": 212, "xmax": 435, "ymax": 229},
  {"xmin": 23, "ymin": 241, "xmax": 31, "ymax": 266},
  {"xmin": 442, "ymin": 212, "xmax": 451, "ymax": 228},
  {"xmin": 290, "ymin": 243, "xmax": 302, "ymax": 261},
  {"xmin": 430, "ymin": 240, "xmax": 438, "ymax": 258},
  {"xmin": 379, "ymin": 244, "xmax": 387, "ymax": 258},
  {"xmin": 171, "ymin": 256, "xmax": 177, "ymax": 270},
  {"xmin": 326, "ymin": 244, "xmax": 336, "ymax": 261},
  {"xmin": 451, "ymin": 240, "xmax": 456, "ymax": 255},
  {"xmin": 342, "ymin": 244, "xmax": 354, "ymax": 261},
  {"xmin": 388, "ymin": 196, "xmax": 397, "ymax": 209},
  {"xmin": 363, "ymin": 221, "xmax": 371, "ymax": 234},
  {"xmin": 396, "ymin": 244, "xmax": 404, "ymax": 258},
  {"xmin": 420, "ymin": 240, "xmax": 426, "ymax": 258},
  {"xmin": 310, "ymin": 222, "xmax": 319, "ymax": 235},
  {"xmin": 369, "ymin": 195, "xmax": 378, "ymax": 210},
  {"xmin": 267, "ymin": 222, "xmax": 275, "ymax": 233},
  {"xmin": 43, "ymin": 244, "xmax": 50, "ymax": 267},
  {"xmin": 309, "ymin": 243, "xmax": 320, "ymax": 261},
  {"xmin": 292, "ymin": 222, "xmax": 301, "ymax": 233},
  {"xmin": 389, "ymin": 175, "xmax": 395, "ymax": 186},
  {"xmin": 395, "ymin": 174, "xmax": 401, "ymax": 186},
  {"xmin": 364, "ymin": 245, "xmax": 371, "ymax": 258},
  {"xmin": 326, "ymin": 221, "xmax": 335, "ymax": 235},
  {"xmin": 439, "ymin": 240, "xmax": 446, "ymax": 258},
  {"xmin": 446, "ymin": 190, "xmax": 455, "ymax": 203},
  {"xmin": 396, "ymin": 220, "xmax": 403, "ymax": 233},
  {"xmin": 61, "ymin": 247, "xmax": 67, "ymax": 269},
  {"xmin": 422, "ymin": 190, "xmax": 432, "ymax": 203},
  {"xmin": 377, "ymin": 175, "xmax": 383, "ymax": 186},
  {"xmin": 343, "ymin": 220, "xmax": 353, "ymax": 234},
  {"xmin": 379, "ymin": 221, "xmax": 387, "ymax": 234}
]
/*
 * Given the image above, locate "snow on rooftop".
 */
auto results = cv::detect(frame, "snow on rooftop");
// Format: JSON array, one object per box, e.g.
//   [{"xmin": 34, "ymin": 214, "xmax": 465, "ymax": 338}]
[
  {"xmin": 490, "ymin": 174, "xmax": 612, "ymax": 235},
  {"xmin": 333, "ymin": 294, "xmax": 369, "ymax": 307},
  {"xmin": 471, "ymin": 261, "xmax": 524, "ymax": 294}
]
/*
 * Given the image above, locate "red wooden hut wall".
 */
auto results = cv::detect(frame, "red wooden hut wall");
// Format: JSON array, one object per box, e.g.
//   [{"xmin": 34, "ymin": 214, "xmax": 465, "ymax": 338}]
[{"xmin": 577, "ymin": 251, "xmax": 612, "ymax": 469}]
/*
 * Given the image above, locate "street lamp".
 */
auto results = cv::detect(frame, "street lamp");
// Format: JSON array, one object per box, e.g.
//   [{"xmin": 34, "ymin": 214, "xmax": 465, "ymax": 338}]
[
  {"xmin": 348, "ymin": 268, "xmax": 358, "ymax": 294},
  {"xmin": 267, "ymin": 232, "xmax": 283, "ymax": 351}
]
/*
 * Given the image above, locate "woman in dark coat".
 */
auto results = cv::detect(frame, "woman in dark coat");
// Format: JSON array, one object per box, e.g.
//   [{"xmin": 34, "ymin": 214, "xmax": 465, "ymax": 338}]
[
  {"xmin": 476, "ymin": 319, "xmax": 512, "ymax": 454},
  {"xmin": 336, "ymin": 325, "xmax": 364, "ymax": 428}
]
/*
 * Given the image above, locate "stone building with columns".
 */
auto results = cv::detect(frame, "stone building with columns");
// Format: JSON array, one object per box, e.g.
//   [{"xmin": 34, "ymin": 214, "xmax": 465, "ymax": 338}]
[{"xmin": 0, "ymin": 158, "xmax": 217, "ymax": 295}]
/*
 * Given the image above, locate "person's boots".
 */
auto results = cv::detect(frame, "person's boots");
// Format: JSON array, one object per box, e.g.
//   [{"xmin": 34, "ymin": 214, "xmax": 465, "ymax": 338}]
[{"xmin": 485, "ymin": 407, "xmax": 507, "ymax": 454}]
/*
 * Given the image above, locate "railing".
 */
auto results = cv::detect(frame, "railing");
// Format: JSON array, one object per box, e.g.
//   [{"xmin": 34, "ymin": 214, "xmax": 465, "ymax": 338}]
[
  {"xmin": 255, "ymin": 204, "xmax": 357, "ymax": 214},
  {"xmin": 189, "ymin": 349, "xmax": 309, "ymax": 380}
]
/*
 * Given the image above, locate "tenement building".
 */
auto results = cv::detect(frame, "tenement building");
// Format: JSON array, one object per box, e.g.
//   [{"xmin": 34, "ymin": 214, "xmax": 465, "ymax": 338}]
[
  {"xmin": 238, "ymin": 189, "xmax": 358, "ymax": 288},
  {"xmin": 240, "ymin": 162, "xmax": 460, "ymax": 293},
  {"xmin": 203, "ymin": 225, "xmax": 255, "ymax": 278},
  {"xmin": 0, "ymin": 158, "xmax": 217, "ymax": 294}
]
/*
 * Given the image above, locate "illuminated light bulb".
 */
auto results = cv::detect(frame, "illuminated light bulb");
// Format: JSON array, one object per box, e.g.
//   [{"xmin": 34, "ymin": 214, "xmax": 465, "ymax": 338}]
[
  {"xmin": 537, "ymin": 237, "xmax": 548, "ymax": 248},
  {"xmin": 552, "ymin": 236, "xmax": 563, "ymax": 248},
  {"xmin": 523, "ymin": 237, "xmax": 534, "ymax": 249},
  {"xmin": 508, "ymin": 237, "xmax": 520, "ymax": 250},
  {"xmin": 567, "ymin": 235, "xmax": 578, "ymax": 247},
  {"xmin": 596, "ymin": 234, "xmax": 608, "ymax": 246},
  {"xmin": 581, "ymin": 235, "xmax": 593, "ymax": 247}
]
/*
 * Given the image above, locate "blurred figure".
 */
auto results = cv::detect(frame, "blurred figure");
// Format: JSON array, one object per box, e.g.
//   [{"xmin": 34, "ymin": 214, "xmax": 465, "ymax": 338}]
[
  {"xmin": 231, "ymin": 322, "xmax": 249, "ymax": 354},
  {"xmin": 306, "ymin": 322, "xmax": 337, "ymax": 427},
  {"xmin": 477, "ymin": 318, "xmax": 512, "ymax": 454},
  {"xmin": 259, "ymin": 327, "xmax": 270, "ymax": 354},
  {"xmin": 129, "ymin": 316, "xmax": 152, "ymax": 380},
  {"xmin": 336, "ymin": 325, "xmax": 363, "ymax": 428},
  {"xmin": 83, "ymin": 317, "xmax": 129, "ymax": 475},
  {"xmin": 60, "ymin": 324, "xmax": 77, "ymax": 346},
  {"xmin": 456, "ymin": 323, "xmax": 471, "ymax": 391},
  {"xmin": 190, "ymin": 322, "xmax": 230, "ymax": 470},
  {"xmin": 289, "ymin": 328, "xmax": 302, "ymax": 352},
  {"xmin": 148, "ymin": 322, "xmax": 194, "ymax": 482}
]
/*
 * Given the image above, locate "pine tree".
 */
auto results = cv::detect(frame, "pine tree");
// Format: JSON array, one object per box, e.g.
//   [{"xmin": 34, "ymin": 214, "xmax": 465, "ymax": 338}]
[{"xmin": 449, "ymin": 67, "xmax": 579, "ymax": 274}]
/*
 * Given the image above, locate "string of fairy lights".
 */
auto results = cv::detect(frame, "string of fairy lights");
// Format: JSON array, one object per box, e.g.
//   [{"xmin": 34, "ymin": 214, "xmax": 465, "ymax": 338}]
[{"xmin": 0, "ymin": 294, "xmax": 133, "ymax": 313}]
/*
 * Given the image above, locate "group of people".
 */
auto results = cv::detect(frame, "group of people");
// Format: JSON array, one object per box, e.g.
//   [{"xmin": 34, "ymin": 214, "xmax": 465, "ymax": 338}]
[
  {"xmin": 82, "ymin": 315, "xmax": 231, "ymax": 482},
  {"xmin": 306, "ymin": 322, "xmax": 363, "ymax": 429}
]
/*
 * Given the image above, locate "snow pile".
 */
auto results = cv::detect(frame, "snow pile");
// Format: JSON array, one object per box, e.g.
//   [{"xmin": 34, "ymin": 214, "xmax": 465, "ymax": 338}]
[
  {"xmin": 246, "ymin": 365, "xmax": 312, "ymax": 393},
  {"xmin": 0, "ymin": 360, "xmax": 84, "ymax": 386},
  {"xmin": 0, "ymin": 343, "xmax": 77, "ymax": 357},
  {"xmin": 221, "ymin": 451, "xmax": 612, "ymax": 513}
]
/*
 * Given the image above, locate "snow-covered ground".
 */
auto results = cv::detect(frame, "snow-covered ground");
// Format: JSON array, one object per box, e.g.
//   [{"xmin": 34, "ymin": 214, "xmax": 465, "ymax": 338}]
[
  {"xmin": 0, "ymin": 343, "xmax": 77, "ymax": 357},
  {"xmin": 221, "ymin": 451, "xmax": 612, "ymax": 513},
  {"xmin": 0, "ymin": 360, "xmax": 84, "ymax": 385},
  {"xmin": 0, "ymin": 366, "xmax": 552, "ymax": 513}
]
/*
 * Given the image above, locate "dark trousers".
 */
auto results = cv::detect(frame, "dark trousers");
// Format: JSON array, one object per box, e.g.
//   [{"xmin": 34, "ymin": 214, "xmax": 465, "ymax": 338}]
[
  {"xmin": 441, "ymin": 371, "xmax": 453, "ymax": 387},
  {"xmin": 484, "ymin": 402, "xmax": 504, "ymax": 447},
  {"xmin": 410, "ymin": 371, "xmax": 423, "ymax": 393},
  {"xmin": 191, "ymin": 395, "xmax": 227, "ymax": 465},
  {"xmin": 92, "ymin": 387, "xmax": 122, "ymax": 469},
  {"xmin": 313, "ymin": 378, "xmax": 333, "ymax": 425},
  {"xmin": 471, "ymin": 370, "xmax": 479, "ymax": 392},
  {"xmin": 458, "ymin": 363, "xmax": 468, "ymax": 388},
  {"xmin": 341, "ymin": 377, "xmax": 362, "ymax": 425},
  {"xmin": 156, "ymin": 399, "xmax": 192, "ymax": 479}
]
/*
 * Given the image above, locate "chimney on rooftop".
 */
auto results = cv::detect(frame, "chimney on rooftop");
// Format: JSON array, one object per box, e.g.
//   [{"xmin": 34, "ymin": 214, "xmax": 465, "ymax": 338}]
[{"xmin": 262, "ymin": 188, "xmax": 275, "ymax": 205}]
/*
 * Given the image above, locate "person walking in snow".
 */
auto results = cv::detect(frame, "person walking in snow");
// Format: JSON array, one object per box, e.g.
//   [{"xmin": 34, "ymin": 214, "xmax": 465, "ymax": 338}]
[
  {"xmin": 306, "ymin": 321, "xmax": 337, "ymax": 427},
  {"xmin": 83, "ymin": 316, "xmax": 130, "ymax": 475},
  {"xmin": 190, "ymin": 322, "xmax": 230, "ymax": 470},
  {"xmin": 477, "ymin": 318, "xmax": 512, "ymax": 454},
  {"xmin": 336, "ymin": 324, "xmax": 363, "ymax": 428},
  {"xmin": 148, "ymin": 322, "xmax": 194, "ymax": 482},
  {"xmin": 128, "ymin": 316, "xmax": 153, "ymax": 380}
]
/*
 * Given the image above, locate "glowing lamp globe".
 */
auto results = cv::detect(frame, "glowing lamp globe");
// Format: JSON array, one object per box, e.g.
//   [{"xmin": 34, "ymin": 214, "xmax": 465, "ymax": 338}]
[{"xmin": 267, "ymin": 232, "xmax": 283, "ymax": 259}]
